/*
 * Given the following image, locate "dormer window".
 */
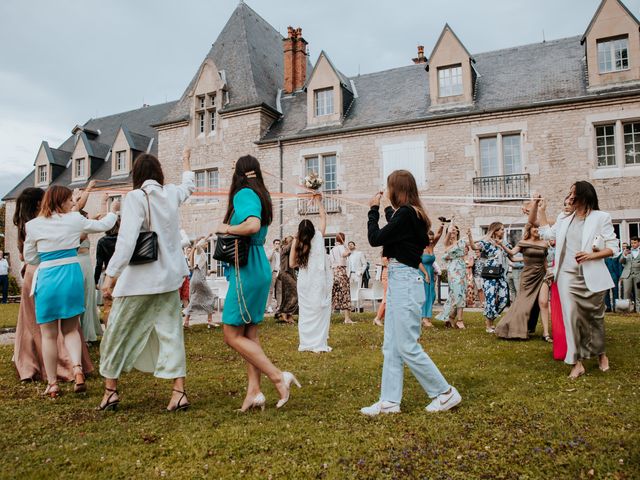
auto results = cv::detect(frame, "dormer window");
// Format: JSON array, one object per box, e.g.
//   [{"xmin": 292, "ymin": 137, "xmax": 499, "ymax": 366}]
[
  {"xmin": 597, "ymin": 36, "xmax": 629, "ymax": 73},
  {"xmin": 75, "ymin": 158, "xmax": 86, "ymax": 178},
  {"xmin": 115, "ymin": 151, "xmax": 126, "ymax": 172},
  {"xmin": 196, "ymin": 93, "xmax": 217, "ymax": 135},
  {"xmin": 208, "ymin": 93, "xmax": 216, "ymax": 133},
  {"xmin": 438, "ymin": 64, "xmax": 463, "ymax": 97},
  {"xmin": 38, "ymin": 165, "xmax": 48, "ymax": 184},
  {"xmin": 315, "ymin": 88, "xmax": 334, "ymax": 116}
]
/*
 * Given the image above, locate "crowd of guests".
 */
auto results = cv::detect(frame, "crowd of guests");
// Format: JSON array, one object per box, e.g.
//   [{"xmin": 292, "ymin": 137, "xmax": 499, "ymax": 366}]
[{"xmin": 6, "ymin": 142, "xmax": 631, "ymax": 414}]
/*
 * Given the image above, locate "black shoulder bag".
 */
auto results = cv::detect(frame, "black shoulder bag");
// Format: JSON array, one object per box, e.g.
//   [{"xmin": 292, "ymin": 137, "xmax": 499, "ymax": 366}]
[
  {"xmin": 129, "ymin": 189, "xmax": 159, "ymax": 265},
  {"xmin": 213, "ymin": 234, "xmax": 249, "ymax": 267}
]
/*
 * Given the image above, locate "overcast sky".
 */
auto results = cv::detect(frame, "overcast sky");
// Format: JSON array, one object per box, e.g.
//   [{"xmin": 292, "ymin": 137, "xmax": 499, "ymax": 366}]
[{"xmin": 1, "ymin": 0, "xmax": 639, "ymax": 198}]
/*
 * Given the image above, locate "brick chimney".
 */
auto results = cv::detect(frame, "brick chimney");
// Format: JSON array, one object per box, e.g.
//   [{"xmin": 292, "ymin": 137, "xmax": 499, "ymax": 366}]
[
  {"xmin": 412, "ymin": 45, "xmax": 427, "ymax": 64},
  {"xmin": 283, "ymin": 26, "xmax": 308, "ymax": 94}
]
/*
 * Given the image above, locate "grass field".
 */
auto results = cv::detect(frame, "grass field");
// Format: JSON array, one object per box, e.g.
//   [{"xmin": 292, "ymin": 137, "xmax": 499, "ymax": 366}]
[{"xmin": 0, "ymin": 305, "xmax": 638, "ymax": 479}]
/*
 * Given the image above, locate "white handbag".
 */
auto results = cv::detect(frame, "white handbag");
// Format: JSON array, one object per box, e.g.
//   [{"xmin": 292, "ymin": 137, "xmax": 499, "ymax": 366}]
[
  {"xmin": 615, "ymin": 299, "xmax": 633, "ymax": 313},
  {"xmin": 592, "ymin": 234, "xmax": 605, "ymax": 252}
]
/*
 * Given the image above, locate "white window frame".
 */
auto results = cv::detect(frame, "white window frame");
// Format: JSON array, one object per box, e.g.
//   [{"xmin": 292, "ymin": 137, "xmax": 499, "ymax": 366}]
[
  {"xmin": 438, "ymin": 64, "xmax": 463, "ymax": 97},
  {"xmin": 597, "ymin": 36, "xmax": 629, "ymax": 74},
  {"xmin": 193, "ymin": 168, "xmax": 220, "ymax": 202},
  {"xmin": 37, "ymin": 165, "xmax": 47, "ymax": 184},
  {"xmin": 324, "ymin": 236, "xmax": 336, "ymax": 255},
  {"xmin": 623, "ymin": 122, "xmax": 640, "ymax": 166},
  {"xmin": 75, "ymin": 157, "xmax": 86, "ymax": 178},
  {"xmin": 304, "ymin": 154, "xmax": 338, "ymax": 191},
  {"xmin": 477, "ymin": 133, "xmax": 523, "ymax": 177},
  {"xmin": 595, "ymin": 123, "xmax": 617, "ymax": 168},
  {"xmin": 115, "ymin": 150, "xmax": 126, "ymax": 172},
  {"xmin": 314, "ymin": 88, "xmax": 334, "ymax": 117}
]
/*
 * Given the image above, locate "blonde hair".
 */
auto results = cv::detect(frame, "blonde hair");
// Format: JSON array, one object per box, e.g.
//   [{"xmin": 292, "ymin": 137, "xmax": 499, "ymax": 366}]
[
  {"xmin": 485, "ymin": 222, "xmax": 504, "ymax": 240},
  {"xmin": 387, "ymin": 170, "xmax": 430, "ymax": 228}
]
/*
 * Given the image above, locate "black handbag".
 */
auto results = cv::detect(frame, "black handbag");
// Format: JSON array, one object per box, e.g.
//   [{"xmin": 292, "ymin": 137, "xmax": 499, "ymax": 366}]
[
  {"xmin": 129, "ymin": 189, "xmax": 159, "ymax": 265},
  {"xmin": 481, "ymin": 265, "xmax": 504, "ymax": 280},
  {"xmin": 213, "ymin": 234, "xmax": 250, "ymax": 267}
]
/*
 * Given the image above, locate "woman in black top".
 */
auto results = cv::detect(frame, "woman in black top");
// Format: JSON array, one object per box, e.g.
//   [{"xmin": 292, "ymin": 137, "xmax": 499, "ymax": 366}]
[{"xmin": 361, "ymin": 170, "xmax": 461, "ymax": 416}]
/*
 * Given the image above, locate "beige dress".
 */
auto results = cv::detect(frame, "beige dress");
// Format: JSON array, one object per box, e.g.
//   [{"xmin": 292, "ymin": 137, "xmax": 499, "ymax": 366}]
[
  {"xmin": 556, "ymin": 217, "xmax": 606, "ymax": 365},
  {"xmin": 495, "ymin": 244, "xmax": 547, "ymax": 340}
]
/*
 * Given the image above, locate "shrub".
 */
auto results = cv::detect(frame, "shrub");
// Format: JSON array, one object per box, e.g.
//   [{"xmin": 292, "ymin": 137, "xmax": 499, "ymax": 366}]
[{"xmin": 8, "ymin": 274, "xmax": 19, "ymax": 296}]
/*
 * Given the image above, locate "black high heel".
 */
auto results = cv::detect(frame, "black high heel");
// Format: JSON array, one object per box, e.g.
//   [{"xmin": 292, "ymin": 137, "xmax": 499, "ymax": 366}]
[
  {"xmin": 96, "ymin": 388, "xmax": 119, "ymax": 411},
  {"xmin": 167, "ymin": 389, "xmax": 190, "ymax": 412}
]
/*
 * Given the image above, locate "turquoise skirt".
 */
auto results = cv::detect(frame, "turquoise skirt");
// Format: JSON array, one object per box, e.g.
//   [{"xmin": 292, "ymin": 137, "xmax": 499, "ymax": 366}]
[
  {"xmin": 34, "ymin": 249, "xmax": 85, "ymax": 324},
  {"xmin": 222, "ymin": 240, "xmax": 271, "ymax": 327}
]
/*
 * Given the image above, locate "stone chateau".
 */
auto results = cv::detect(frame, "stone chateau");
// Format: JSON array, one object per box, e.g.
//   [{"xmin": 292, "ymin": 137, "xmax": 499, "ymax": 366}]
[{"xmin": 3, "ymin": 0, "xmax": 640, "ymax": 280}]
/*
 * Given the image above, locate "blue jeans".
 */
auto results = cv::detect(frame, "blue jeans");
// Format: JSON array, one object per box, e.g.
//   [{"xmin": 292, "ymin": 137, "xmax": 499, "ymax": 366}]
[
  {"xmin": 0, "ymin": 275, "xmax": 8, "ymax": 303},
  {"xmin": 380, "ymin": 263, "xmax": 450, "ymax": 403}
]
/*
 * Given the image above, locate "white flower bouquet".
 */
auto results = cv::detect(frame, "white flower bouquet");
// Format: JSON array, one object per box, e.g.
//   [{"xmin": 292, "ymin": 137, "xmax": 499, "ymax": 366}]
[{"xmin": 303, "ymin": 172, "xmax": 323, "ymax": 191}]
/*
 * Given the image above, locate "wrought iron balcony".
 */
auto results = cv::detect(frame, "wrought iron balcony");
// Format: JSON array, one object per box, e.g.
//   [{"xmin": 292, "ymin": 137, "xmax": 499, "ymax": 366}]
[
  {"xmin": 297, "ymin": 189, "xmax": 342, "ymax": 214},
  {"xmin": 472, "ymin": 173, "xmax": 530, "ymax": 202}
]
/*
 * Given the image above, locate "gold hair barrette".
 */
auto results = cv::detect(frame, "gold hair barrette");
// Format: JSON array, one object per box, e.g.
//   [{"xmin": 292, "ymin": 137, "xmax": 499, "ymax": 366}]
[{"xmin": 245, "ymin": 170, "xmax": 257, "ymax": 178}]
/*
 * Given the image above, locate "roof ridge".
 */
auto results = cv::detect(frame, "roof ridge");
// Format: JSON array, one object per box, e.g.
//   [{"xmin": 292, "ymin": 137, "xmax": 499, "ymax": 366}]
[
  {"xmin": 81, "ymin": 100, "xmax": 178, "ymax": 125},
  {"xmin": 472, "ymin": 35, "xmax": 582, "ymax": 57}
]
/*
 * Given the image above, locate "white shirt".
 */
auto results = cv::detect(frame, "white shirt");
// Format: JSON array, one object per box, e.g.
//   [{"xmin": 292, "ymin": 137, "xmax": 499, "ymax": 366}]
[
  {"xmin": 106, "ymin": 172, "xmax": 195, "ymax": 297},
  {"xmin": 268, "ymin": 248, "xmax": 280, "ymax": 272},
  {"xmin": 0, "ymin": 258, "xmax": 8, "ymax": 275},
  {"xmin": 348, "ymin": 250, "xmax": 367, "ymax": 276},
  {"xmin": 24, "ymin": 212, "xmax": 118, "ymax": 264},
  {"xmin": 329, "ymin": 244, "xmax": 348, "ymax": 268}
]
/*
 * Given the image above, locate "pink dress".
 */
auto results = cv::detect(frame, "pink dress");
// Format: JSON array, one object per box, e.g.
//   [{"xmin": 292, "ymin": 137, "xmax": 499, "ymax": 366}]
[{"xmin": 550, "ymin": 281, "xmax": 567, "ymax": 361}]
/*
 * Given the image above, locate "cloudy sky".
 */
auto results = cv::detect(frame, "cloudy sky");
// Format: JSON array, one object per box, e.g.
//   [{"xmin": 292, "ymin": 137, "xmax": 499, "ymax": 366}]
[{"xmin": 1, "ymin": 0, "xmax": 639, "ymax": 198}]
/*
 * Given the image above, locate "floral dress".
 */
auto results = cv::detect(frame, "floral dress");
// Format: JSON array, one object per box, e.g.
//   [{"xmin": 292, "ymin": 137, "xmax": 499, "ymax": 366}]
[
  {"xmin": 477, "ymin": 240, "xmax": 509, "ymax": 320},
  {"xmin": 436, "ymin": 239, "xmax": 467, "ymax": 321}
]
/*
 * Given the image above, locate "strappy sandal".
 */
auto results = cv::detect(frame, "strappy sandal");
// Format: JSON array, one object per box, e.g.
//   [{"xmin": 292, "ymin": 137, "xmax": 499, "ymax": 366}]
[
  {"xmin": 543, "ymin": 335, "xmax": 553, "ymax": 343},
  {"xmin": 96, "ymin": 388, "xmax": 120, "ymax": 411},
  {"xmin": 42, "ymin": 382, "xmax": 60, "ymax": 399},
  {"xmin": 73, "ymin": 365, "xmax": 86, "ymax": 393},
  {"xmin": 167, "ymin": 389, "xmax": 190, "ymax": 412}
]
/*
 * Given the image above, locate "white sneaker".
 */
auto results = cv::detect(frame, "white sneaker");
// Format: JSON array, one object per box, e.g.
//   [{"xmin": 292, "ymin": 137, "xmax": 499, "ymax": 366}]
[
  {"xmin": 266, "ymin": 306, "xmax": 273, "ymax": 314},
  {"xmin": 360, "ymin": 400, "xmax": 400, "ymax": 417},
  {"xmin": 425, "ymin": 387, "xmax": 462, "ymax": 412}
]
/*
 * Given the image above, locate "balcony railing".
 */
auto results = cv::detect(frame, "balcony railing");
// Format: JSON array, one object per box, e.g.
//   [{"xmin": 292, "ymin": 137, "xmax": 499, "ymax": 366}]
[
  {"xmin": 297, "ymin": 189, "xmax": 342, "ymax": 214},
  {"xmin": 472, "ymin": 173, "xmax": 530, "ymax": 202}
]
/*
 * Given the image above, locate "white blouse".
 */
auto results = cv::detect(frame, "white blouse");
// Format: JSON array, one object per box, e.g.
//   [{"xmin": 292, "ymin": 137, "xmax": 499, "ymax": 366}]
[
  {"xmin": 329, "ymin": 244, "xmax": 348, "ymax": 268},
  {"xmin": 24, "ymin": 212, "xmax": 118, "ymax": 265},
  {"xmin": 106, "ymin": 171, "xmax": 195, "ymax": 297}
]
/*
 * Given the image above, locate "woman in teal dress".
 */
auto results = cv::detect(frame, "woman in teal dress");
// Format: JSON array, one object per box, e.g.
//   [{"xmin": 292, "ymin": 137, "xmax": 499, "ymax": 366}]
[
  {"xmin": 217, "ymin": 155, "xmax": 300, "ymax": 412},
  {"xmin": 420, "ymin": 225, "xmax": 443, "ymax": 328}
]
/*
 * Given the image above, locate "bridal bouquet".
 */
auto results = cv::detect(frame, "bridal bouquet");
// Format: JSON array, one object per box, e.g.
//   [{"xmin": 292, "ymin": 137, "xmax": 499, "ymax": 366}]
[{"xmin": 303, "ymin": 172, "xmax": 323, "ymax": 190}]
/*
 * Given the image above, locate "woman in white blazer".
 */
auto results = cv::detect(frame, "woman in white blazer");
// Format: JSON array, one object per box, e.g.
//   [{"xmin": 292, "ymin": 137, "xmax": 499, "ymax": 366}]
[
  {"xmin": 99, "ymin": 149, "xmax": 195, "ymax": 412},
  {"xmin": 529, "ymin": 181, "xmax": 619, "ymax": 378}
]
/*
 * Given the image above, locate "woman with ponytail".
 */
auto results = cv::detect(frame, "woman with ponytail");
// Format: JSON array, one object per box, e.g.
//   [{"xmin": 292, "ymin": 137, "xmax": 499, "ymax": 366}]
[{"xmin": 290, "ymin": 194, "xmax": 332, "ymax": 352}]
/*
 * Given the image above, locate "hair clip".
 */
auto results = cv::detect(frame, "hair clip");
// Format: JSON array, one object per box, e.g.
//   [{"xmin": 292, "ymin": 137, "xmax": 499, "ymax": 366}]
[{"xmin": 245, "ymin": 170, "xmax": 257, "ymax": 178}]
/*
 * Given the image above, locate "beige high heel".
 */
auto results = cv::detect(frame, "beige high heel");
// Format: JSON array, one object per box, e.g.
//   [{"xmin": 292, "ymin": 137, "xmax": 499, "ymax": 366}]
[
  {"xmin": 276, "ymin": 372, "xmax": 301, "ymax": 409},
  {"xmin": 238, "ymin": 393, "xmax": 266, "ymax": 412}
]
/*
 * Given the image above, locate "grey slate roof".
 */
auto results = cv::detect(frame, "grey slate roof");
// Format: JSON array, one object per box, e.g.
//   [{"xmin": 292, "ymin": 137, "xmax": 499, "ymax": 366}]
[
  {"xmin": 161, "ymin": 2, "xmax": 285, "ymax": 125},
  {"xmin": 3, "ymin": 101, "xmax": 176, "ymax": 200},
  {"xmin": 261, "ymin": 35, "xmax": 640, "ymax": 142},
  {"xmin": 121, "ymin": 126, "xmax": 152, "ymax": 152}
]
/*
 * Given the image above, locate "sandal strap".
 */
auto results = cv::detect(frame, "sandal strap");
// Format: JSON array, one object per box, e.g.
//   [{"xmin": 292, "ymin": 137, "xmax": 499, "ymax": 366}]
[{"xmin": 173, "ymin": 389, "xmax": 186, "ymax": 394}]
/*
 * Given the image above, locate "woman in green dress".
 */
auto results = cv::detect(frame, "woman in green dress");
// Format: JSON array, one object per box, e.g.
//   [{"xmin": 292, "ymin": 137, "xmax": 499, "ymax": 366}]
[{"xmin": 217, "ymin": 155, "xmax": 300, "ymax": 412}]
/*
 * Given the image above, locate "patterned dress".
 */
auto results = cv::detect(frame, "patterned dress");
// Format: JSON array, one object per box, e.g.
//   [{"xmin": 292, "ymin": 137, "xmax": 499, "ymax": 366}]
[
  {"xmin": 436, "ymin": 239, "xmax": 467, "ymax": 321},
  {"xmin": 477, "ymin": 240, "xmax": 509, "ymax": 320}
]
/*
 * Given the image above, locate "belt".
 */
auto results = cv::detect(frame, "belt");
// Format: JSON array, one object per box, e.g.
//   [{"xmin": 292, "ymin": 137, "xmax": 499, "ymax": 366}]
[{"xmin": 31, "ymin": 256, "xmax": 79, "ymax": 297}]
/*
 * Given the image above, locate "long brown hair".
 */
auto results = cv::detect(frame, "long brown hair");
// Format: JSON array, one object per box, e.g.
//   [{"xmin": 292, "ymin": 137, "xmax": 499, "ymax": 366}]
[
  {"xmin": 223, "ymin": 155, "xmax": 273, "ymax": 226},
  {"xmin": 295, "ymin": 219, "xmax": 315, "ymax": 268},
  {"xmin": 387, "ymin": 170, "xmax": 430, "ymax": 229},
  {"xmin": 13, "ymin": 187, "xmax": 45, "ymax": 254},
  {"xmin": 485, "ymin": 222, "xmax": 504, "ymax": 240},
  {"xmin": 39, "ymin": 186, "xmax": 72, "ymax": 218},
  {"xmin": 132, "ymin": 153, "xmax": 164, "ymax": 190}
]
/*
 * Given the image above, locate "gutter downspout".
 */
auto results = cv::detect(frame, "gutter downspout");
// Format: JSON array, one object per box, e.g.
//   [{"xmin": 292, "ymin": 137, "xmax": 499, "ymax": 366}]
[{"xmin": 278, "ymin": 138, "xmax": 284, "ymax": 240}]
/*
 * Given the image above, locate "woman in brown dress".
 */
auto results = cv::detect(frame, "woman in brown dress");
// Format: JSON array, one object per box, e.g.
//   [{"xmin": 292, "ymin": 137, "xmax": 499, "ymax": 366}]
[
  {"xmin": 275, "ymin": 236, "xmax": 297, "ymax": 323},
  {"xmin": 12, "ymin": 187, "xmax": 94, "ymax": 382},
  {"xmin": 495, "ymin": 224, "xmax": 552, "ymax": 341},
  {"xmin": 329, "ymin": 232, "xmax": 353, "ymax": 323}
]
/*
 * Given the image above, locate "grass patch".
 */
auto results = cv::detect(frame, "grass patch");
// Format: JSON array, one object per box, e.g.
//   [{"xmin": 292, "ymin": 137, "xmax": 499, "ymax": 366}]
[
  {"xmin": 0, "ymin": 303, "xmax": 19, "ymax": 329},
  {"xmin": 0, "ymin": 310, "xmax": 638, "ymax": 479}
]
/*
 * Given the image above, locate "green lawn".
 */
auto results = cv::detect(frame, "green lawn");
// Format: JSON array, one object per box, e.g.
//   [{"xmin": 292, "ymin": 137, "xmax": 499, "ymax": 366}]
[
  {"xmin": 0, "ymin": 309, "xmax": 638, "ymax": 479},
  {"xmin": 0, "ymin": 303, "xmax": 19, "ymax": 329}
]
